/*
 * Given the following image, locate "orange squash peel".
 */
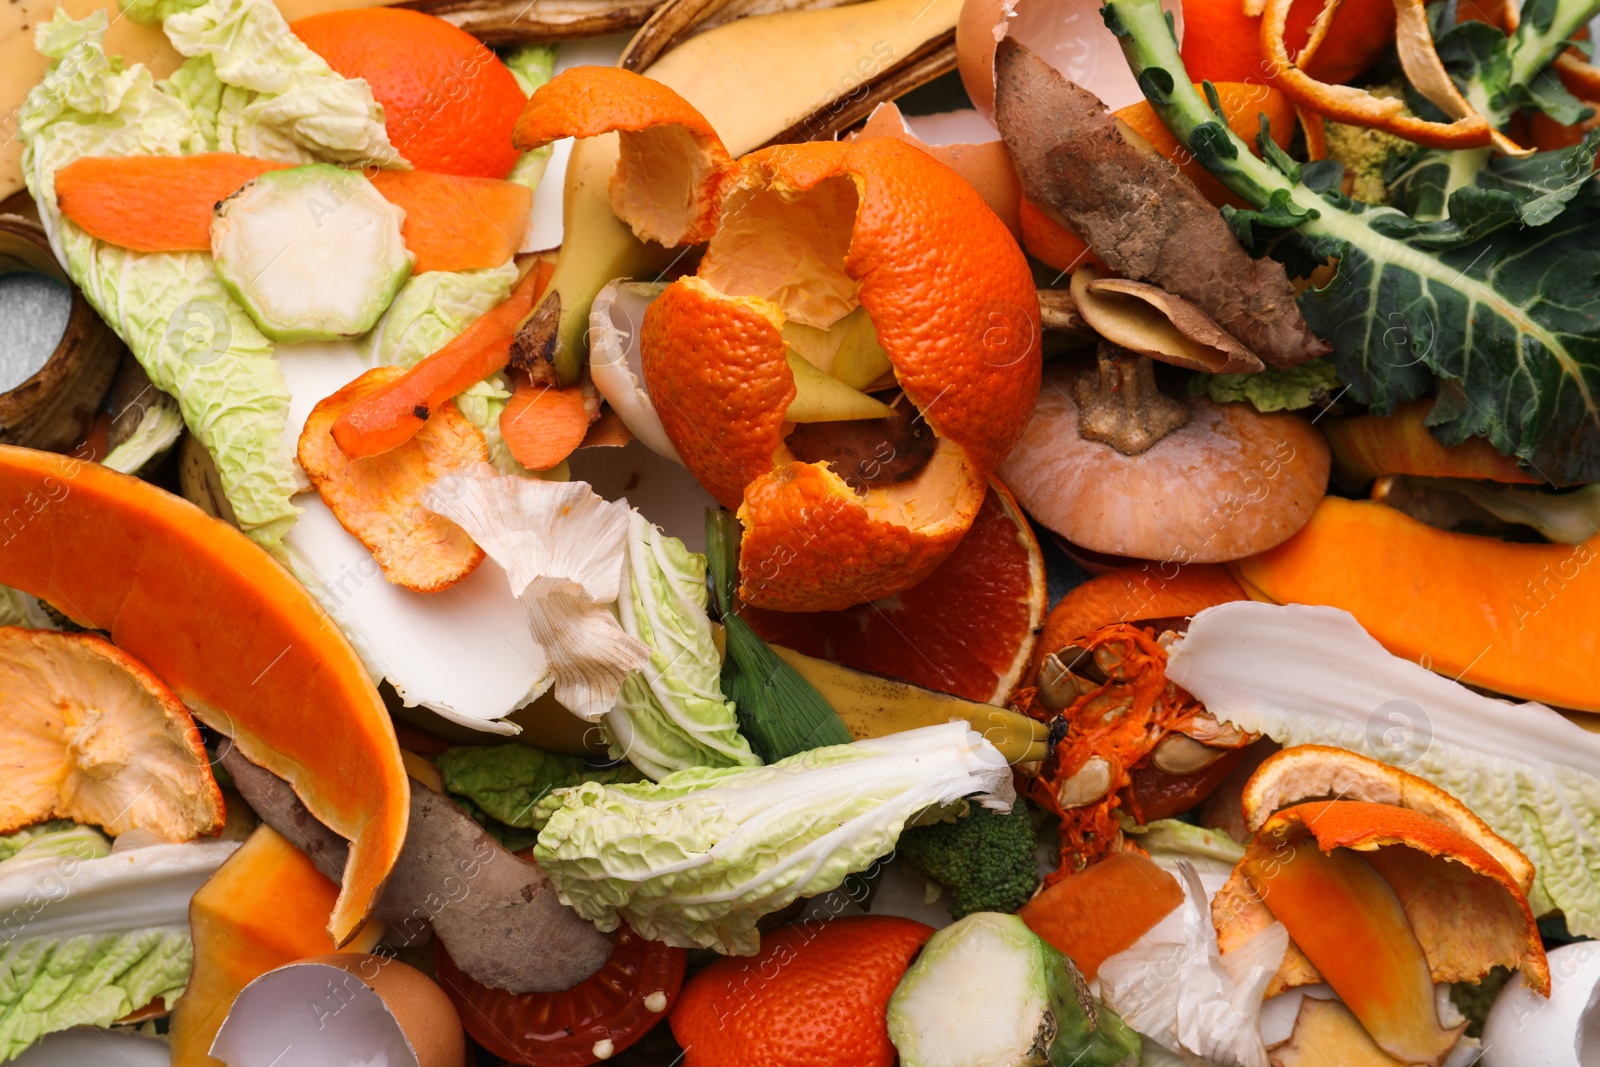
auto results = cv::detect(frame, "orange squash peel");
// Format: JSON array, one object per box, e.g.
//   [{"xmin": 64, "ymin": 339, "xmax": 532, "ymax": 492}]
[
  {"xmin": 514, "ymin": 67, "xmax": 1040, "ymax": 611},
  {"xmin": 0, "ymin": 446, "xmax": 408, "ymax": 946},
  {"xmin": 169, "ymin": 825, "xmax": 384, "ymax": 1067}
]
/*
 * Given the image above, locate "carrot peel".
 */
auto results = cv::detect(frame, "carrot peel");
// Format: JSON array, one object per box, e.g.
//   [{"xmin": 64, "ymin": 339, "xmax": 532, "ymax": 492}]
[{"xmin": 330, "ymin": 259, "xmax": 554, "ymax": 459}]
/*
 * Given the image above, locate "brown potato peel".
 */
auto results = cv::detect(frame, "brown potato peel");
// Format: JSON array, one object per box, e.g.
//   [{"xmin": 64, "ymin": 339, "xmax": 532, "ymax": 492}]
[{"xmin": 993, "ymin": 40, "xmax": 1329, "ymax": 368}]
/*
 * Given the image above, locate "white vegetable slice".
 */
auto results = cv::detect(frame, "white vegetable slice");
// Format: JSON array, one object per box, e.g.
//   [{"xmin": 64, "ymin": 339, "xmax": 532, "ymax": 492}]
[
  {"xmin": 211, "ymin": 164, "xmax": 413, "ymax": 343},
  {"xmin": 1166, "ymin": 601, "xmax": 1600, "ymax": 936}
]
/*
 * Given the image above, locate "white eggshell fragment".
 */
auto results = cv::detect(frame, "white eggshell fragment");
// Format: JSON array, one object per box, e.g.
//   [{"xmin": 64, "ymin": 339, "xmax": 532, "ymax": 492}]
[
  {"xmin": 1482, "ymin": 941, "xmax": 1600, "ymax": 1067},
  {"xmin": 12, "ymin": 1028, "xmax": 171, "ymax": 1066},
  {"xmin": 211, "ymin": 957, "xmax": 464, "ymax": 1067}
]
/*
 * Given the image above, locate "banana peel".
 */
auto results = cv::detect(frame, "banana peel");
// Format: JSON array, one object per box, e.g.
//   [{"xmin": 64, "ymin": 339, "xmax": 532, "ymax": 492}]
[
  {"xmin": 523, "ymin": 0, "xmax": 963, "ymax": 384},
  {"xmin": 772, "ymin": 643, "xmax": 1049, "ymax": 764}
]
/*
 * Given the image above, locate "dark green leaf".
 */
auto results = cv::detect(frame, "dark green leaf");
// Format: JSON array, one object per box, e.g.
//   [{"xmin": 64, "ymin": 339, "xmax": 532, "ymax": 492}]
[
  {"xmin": 1478, "ymin": 131, "xmax": 1600, "ymax": 225},
  {"xmin": 703, "ymin": 507, "xmax": 852, "ymax": 762},
  {"xmin": 1306, "ymin": 201, "xmax": 1600, "ymax": 482}
]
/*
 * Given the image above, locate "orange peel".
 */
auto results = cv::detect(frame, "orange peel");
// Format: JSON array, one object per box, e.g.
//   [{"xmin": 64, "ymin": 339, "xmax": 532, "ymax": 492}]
[
  {"xmin": 521, "ymin": 67, "xmax": 1040, "ymax": 611},
  {"xmin": 1214, "ymin": 796, "xmax": 1551, "ymax": 1001},
  {"xmin": 1239, "ymin": 744, "xmax": 1537, "ymax": 894},
  {"xmin": 1261, "ymin": 0, "xmax": 1523, "ymax": 152},
  {"xmin": 512, "ymin": 65, "xmax": 734, "ymax": 246}
]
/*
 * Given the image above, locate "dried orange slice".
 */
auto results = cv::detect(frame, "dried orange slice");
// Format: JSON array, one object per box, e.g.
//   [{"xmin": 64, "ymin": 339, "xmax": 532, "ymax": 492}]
[
  {"xmin": 518, "ymin": 68, "xmax": 1041, "ymax": 611},
  {"xmin": 1240, "ymin": 744, "xmax": 1536, "ymax": 893},
  {"xmin": 0, "ymin": 627, "xmax": 223, "ymax": 841},
  {"xmin": 299, "ymin": 366, "xmax": 487, "ymax": 593}
]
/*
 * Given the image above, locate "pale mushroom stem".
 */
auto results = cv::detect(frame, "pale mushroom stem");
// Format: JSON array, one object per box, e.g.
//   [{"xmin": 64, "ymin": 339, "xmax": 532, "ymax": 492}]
[{"xmin": 1073, "ymin": 342, "xmax": 1191, "ymax": 456}]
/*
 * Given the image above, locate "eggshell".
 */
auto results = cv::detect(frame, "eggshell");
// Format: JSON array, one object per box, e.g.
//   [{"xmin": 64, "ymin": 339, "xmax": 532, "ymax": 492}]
[
  {"xmin": 1482, "ymin": 941, "xmax": 1600, "ymax": 1066},
  {"xmin": 210, "ymin": 954, "xmax": 464, "ymax": 1067},
  {"xmin": 957, "ymin": 0, "xmax": 1186, "ymax": 119}
]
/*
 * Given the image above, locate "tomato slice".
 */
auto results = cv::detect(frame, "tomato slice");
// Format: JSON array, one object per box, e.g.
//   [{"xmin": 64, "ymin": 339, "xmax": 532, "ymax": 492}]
[{"xmin": 434, "ymin": 925, "xmax": 687, "ymax": 1067}]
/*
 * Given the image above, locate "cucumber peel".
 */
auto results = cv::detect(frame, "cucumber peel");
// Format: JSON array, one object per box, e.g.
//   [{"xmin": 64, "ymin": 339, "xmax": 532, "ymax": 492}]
[{"xmin": 211, "ymin": 164, "xmax": 413, "ymax": 343}]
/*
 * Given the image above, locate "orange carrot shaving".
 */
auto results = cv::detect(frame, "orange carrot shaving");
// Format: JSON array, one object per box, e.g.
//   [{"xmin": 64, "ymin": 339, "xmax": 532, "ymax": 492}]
[
  {"xmin": 498, "ymin": 380, "xmax": 596, "ymax": 471},
  {"xmin": 54, "ymin": 154, "xmax": 534, "ymax": 268},
  {"xmin": 1261, "ymin": 0, "xmax": 1521, "ymax": 151},
  {"xmin": 1025, "ymin": 624, "xmax": 1207, "ymax": 881},
  {"xmin": 55, "ymin": 154, "xmax": 290, "ymax": 251},
  {"xmin": 1556, "ymin": 51, "xmax": 1600, "ymax": 103},
  {"xmin": 331, "ymin": 258, "xmax": 555, "ymax": 459},
  {"xmin": 366, "ymin": 169, "xmax": 532, "ymax": 274}
]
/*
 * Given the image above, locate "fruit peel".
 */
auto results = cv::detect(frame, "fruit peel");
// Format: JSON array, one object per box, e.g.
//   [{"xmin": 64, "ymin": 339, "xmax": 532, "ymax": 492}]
[
  {"xmin": 1214, "ymin": 799, "xmax": 1550, "ymax": 1002},
  {"xmin": 0, "ymin": 446, "xmax": 409, "ymax": 947}
]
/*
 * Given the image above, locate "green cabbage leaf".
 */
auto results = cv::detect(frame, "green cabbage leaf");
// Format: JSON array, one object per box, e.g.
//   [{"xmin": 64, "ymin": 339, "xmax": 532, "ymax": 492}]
[
  {"xmin": 19, "ymin": 0, "xmax": 396, "ymax": 549},
  {"xmin": 0, "ymin": 837, "xmax": 237, "ymax": 1061}
]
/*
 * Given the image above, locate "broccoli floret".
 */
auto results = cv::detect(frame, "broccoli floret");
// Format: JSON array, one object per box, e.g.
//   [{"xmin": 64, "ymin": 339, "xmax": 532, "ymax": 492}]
[
  {"xmin": 1324, "ymin": 84, "xmax": 1416, "ymax": 206},
  {"xmin": 898, "ymin": 800, "xmax": 1041, "ymax": 919}
]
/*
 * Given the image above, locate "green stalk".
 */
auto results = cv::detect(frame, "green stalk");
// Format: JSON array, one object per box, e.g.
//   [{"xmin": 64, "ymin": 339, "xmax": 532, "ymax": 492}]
[
  {"xmin": 1507, "ymin": 0, "xmax": 1600, "ymax": 91},
  {"xmin": 1102, "ymin": 0, "xmax": 1324, "ymax": 214},
  {"xmin": 704, "ymin": 509, "xmax": 854, "ymax": 762}
]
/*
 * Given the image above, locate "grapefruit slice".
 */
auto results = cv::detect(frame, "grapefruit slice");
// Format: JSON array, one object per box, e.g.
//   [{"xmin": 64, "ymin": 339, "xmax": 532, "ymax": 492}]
[{"xmin": 742, "ymin": 481, "xmax": 1046, "ymax": 703}]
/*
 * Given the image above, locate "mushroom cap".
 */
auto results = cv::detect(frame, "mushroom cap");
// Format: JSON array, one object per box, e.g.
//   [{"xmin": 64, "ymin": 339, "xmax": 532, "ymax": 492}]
[{"xmin": 996, "ymin": 360, "xmax": 1330, "ymax": 563}]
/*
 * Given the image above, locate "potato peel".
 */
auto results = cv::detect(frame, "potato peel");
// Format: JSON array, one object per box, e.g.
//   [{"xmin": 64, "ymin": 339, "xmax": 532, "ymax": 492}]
[{"xmin": 300, "ymin": 366, "xmax": 487, "ymax": 594}]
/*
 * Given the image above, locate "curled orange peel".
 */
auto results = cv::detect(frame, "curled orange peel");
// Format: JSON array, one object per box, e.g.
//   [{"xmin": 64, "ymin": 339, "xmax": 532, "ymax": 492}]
[
  {"xmin": 1556, "ymin": 51, "xmax": 1600, "ymax": 103},
  {"xmin": 1261, "ymin": 0, "xmax": 1530, "ymax": 153},
  {"xmin": 513, "ymin": 65, "xmax": 734, "ymax": 245},
  {"xmin": 517, "ymin": 67, "xmax": 1040, "ymax": 612}
]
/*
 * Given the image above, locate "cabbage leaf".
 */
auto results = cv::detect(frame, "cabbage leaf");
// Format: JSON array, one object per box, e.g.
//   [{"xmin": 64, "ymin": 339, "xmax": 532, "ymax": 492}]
[
  {"xmin": 607, "ymin": 512, "xmax": 762, "ymax": 779},
  {"xmin": 533, "ymin": 722, "xmax": 1013, "ymax": 954},
  {"xmin": 0, "ymin": 839, "xmax": 237, "ymax": 1061}
]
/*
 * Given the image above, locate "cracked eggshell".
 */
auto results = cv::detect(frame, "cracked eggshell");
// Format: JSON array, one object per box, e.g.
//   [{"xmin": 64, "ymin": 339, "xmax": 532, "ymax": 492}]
[
  {"xmin": 1482, "ymin": 941, "xmax": 1600, "ymax": 1067},
  {"xmin": 211, "ymin": 955, "xmax": 463, "ymax": 1067}
]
